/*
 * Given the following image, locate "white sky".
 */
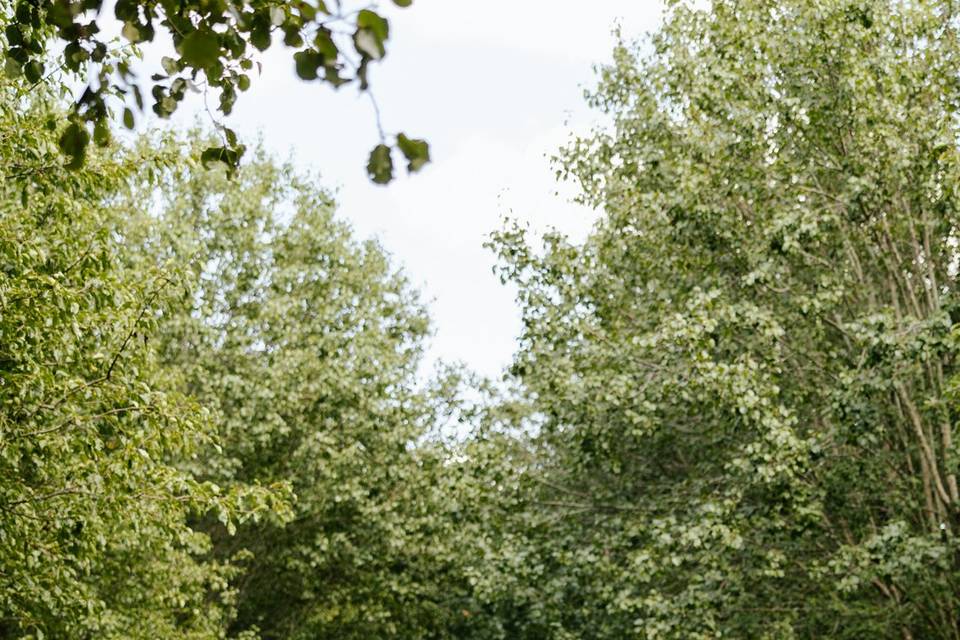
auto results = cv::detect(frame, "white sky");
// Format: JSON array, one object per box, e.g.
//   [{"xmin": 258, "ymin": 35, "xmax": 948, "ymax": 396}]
[{"xmin": 159, "ymin": 1, "xmax": 665, "ymax": 378}]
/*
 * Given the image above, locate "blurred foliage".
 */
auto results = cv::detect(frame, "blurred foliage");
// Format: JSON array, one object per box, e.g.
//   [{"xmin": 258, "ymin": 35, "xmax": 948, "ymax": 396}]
[{"xmin": 0, "ymin": 0, "xmax": 428, "ymax": 180}]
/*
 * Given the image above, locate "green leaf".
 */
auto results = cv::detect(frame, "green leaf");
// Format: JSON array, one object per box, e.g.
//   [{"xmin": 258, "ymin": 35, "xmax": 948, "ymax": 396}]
[
  {"xmin": 3, "ymin": 57, "xmax": 21, "ymax": 78},
  {"xmin": 123, "ymin": 107, "xmax": 135, "ymax": 129},
  {"xmin": 393, "ymin": 0, "xmax": 413, "ymax": 6},
  {"xmin": 357, "ymin": 9, "xmax": 390, "ymax": 41},
  {"xmin": 396, "ymin": 134, "xmax": 430, "ymax": 172},
  {"xmin": 367, "ymin": 143, "xmax": 394, "ymax": 184},
  {"xmin": 293, "ymin": 50, "xmax": 321, "ymax": 81},
  {"xmin": 201, "ymin": 146, "xmax": 228, "ymax": 168},
  {"xmin": 23, "ymin": 59, "xmax": 43, "ymax": 83},
  {"xmin": 161, "ymin": 56, "xmax": 178, "ymax": 75},
  {"xmin": 93, "ymin": 119, "xmax": 110, "ymax": 146},
  {"xmin": 121, "ymin": 21, "xmax": 141, "ymax": 43},
  {"xmin": 283, "ymin": 27, "xmax": 303, "ymax": 47},
  {"xmin": 354, "ymin": 30, "xmax": 380, "ymax": 60},
  {"xmin": 324, "ymin": 66, "xmax": 348, "ymax": 88},
  {"xmin": 250, "ymin": 22, "xmax": 271, "ymax": 51},
  {"xmin": 200, "ymin": 144, "xmax": 244, "ymax": 175},
  {"xmin": 5, "ymin": 25, "xmax": 23, "ymax": 46},
  {"xmin": 314, "ymin": 29, "xmax": 337, "ymax": 60},
  {"xmin": 58, "ymin": 122, "xmax": 89, "ymax": 169},
  {"xmin": 180, "ymin": 29, "xmax": 220, "ymax": 68},
  {"xmin": 354, "ymin": 10, "xmax": 389, "ymax": 60}
]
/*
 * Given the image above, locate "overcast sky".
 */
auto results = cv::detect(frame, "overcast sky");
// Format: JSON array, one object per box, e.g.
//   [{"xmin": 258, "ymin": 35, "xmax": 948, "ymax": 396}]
[{"xmin": 164, "ymin": 1, "xmax": 665, "ymax": 378}]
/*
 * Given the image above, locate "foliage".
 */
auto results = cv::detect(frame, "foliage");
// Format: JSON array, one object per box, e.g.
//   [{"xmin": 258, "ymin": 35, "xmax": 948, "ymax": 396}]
[
  {"xmin": 10, "ymin": 1, "xmax": 960, "ymax": 639},
  {"xmin": 116, "ymin": 138, "xmax": 474, "ymax": 639},
  {"xmin": 0, "ymin": 81, "xmax": 289, "ymax": 639},
  {"xmin": 0, "ymin": 0, "xmax": 429, "ymax": 180},
  {"xmin": 485, "ymin": 0, "xmax": 960, "ymax": 637}
]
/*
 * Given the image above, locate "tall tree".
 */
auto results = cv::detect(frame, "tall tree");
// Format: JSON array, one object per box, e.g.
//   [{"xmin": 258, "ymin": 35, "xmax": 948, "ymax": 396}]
[
  {"xmin": 0, "ymin": 80, "xmax": 287, "ymax": 639},
  {"xmin": 487, "ymin": 0, "xmax": 960, "ymax": 637},
  {"xmin": 119, "ymin": 138, "xmax": 472, "ymax": 639}
]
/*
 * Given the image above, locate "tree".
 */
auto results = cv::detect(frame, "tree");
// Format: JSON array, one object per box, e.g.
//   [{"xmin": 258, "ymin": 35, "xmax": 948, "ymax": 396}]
[
  {"xmin": 0, "ymin": 80, "xmax": 289, "ymax": 639},
  {"xmin": 116, "ymin": 137, "xmax": 474, "ymax": 639},
  {"xmin": 487, "ymin": 0, "xmax": 960, "ymax": 637},
  {"xmin": 1, "ymin": 0, "xmax": 429, "ymax": 180}
]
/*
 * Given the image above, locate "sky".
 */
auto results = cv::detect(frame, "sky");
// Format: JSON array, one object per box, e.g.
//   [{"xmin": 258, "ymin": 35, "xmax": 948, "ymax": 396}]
[{"xmin": 160, "ymin": 0, "xmax": 665, "ymax": 379}]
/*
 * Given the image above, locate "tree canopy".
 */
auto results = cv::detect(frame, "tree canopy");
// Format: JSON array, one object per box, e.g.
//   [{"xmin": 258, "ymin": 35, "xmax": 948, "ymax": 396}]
[
  {"xmin": 484, "ymin": 0, "xmax": 960, "ymax": 636},
  {"xmin": 121, "ymin": 135, "xmax": 463, "ymax": 638},
  {"xmin": 0, "ymin": 79, "xmax": 291, "ymax": 639}
]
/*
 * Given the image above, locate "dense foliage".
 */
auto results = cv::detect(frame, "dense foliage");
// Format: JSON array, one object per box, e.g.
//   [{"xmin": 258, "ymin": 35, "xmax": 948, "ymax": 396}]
[
  {"xmin": 6, "ymin": 0, "xmax": 960, "ymax": 639},
  {"xmin": 0, "ymin": 82, "xmax": 289, "ymax": 639},
  {"xmin": 121, "ymin": 140, "xmax": 468, "ymax": 639},
  {"xmin": 484, "ymin": 0, "xmax": 960, "ymax": 637}
]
